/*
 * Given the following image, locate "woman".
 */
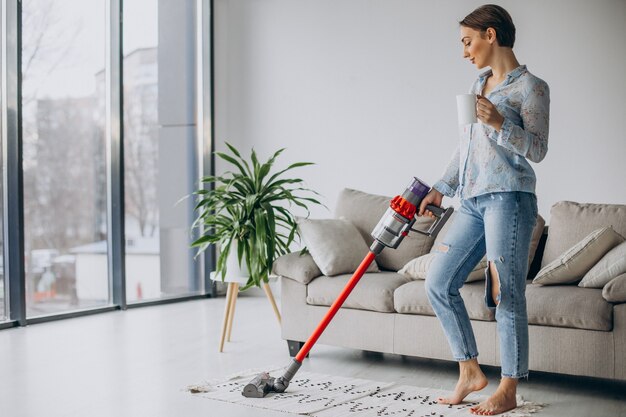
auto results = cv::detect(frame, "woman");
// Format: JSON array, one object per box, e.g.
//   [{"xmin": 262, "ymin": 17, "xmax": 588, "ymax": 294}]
[{"xmin": 419, "ymin": 4, "xmax": 549, "ymax": 416}]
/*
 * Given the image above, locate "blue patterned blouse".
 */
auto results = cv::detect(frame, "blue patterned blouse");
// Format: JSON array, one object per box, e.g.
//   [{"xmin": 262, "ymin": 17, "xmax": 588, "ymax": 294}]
[{"xmin": 433, "ymin": 65, "xmax": 550, "ymax": 200}]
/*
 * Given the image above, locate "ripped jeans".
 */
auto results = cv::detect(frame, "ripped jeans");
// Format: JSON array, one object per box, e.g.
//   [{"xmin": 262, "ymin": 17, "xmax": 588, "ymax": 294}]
[{"xmin": 425, "ymin": 191, "xmax": 538, "ymax": 378}]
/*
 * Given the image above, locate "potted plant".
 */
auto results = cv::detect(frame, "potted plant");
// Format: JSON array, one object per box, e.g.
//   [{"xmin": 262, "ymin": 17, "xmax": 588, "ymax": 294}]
[{"xmin": 191, "ymin": 142, "xmax": 323, "ymax": 291}]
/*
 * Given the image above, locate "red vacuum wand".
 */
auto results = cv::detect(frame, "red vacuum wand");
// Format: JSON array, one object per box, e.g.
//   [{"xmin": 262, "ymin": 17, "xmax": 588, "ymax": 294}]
[{"xmin": 242, "ymin": 177, "xmax": 454, "ymax": 398}]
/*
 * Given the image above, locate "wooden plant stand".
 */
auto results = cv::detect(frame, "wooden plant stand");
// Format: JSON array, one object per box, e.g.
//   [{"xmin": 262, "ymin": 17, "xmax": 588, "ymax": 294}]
[{"xmin": 218, "ymin": 280, "xmax": 282, "ymax": 352}]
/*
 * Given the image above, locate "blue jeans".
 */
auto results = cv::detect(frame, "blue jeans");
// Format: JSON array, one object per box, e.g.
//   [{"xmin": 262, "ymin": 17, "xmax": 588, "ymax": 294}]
[{"xmin": 425, "ymin": 191, "xmax": 538, "ymax": 378}]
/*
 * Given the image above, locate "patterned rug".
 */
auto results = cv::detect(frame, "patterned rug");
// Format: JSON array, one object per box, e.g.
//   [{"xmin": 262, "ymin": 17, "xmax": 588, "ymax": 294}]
[{"xmin": 187, "ymin": 368, "xmax": 545, "ymax": 417}]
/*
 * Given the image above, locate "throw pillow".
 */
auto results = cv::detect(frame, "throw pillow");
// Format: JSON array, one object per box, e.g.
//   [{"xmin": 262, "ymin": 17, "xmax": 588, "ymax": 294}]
[
  {"xmin": 399, "ymin": 253, "xmax": 488, "ymax": 282},
  {"xmin": 272, "ymin": 251, "xmax": 322, "ymax": 285},
  {"xmin": 602, "ymin": 273, "xmax": 626, "ymax": 303},
  {"xmin": 297, "ymin": 218, "xmax": 379, "ymax": 276},
  {"xmin": 579, "ymin": 240, "xmax": 626, "ymax": 288},
  {"xmin": 532, "ymin": 227, "xmax": 625, "ymax": 285}
]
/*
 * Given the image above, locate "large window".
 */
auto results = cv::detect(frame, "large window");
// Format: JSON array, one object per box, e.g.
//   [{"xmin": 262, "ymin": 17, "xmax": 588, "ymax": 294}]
[
  {"xmin": 22, "ymin": 0, "xmax": 108, "ymax": 317},
  {"xmin": 0, "ymin": 0, "xmax": 211, "ymax": 325}
]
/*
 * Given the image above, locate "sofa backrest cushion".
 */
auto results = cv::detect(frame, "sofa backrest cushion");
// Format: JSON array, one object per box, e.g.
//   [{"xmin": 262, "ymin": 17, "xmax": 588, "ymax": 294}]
[
  {"xmin": 542, "ymin": 201, "xmax": 626, "ymax": 268},
  {"xmin": 334, "ymin": 188, "xmax": 435, "ymax": 271}
]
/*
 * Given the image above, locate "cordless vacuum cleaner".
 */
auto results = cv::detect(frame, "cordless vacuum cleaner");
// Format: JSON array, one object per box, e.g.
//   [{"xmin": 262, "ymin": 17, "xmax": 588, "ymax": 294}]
[{"xmin": 242, "ymin": 177, "xmax": 454, "ymax": 398}]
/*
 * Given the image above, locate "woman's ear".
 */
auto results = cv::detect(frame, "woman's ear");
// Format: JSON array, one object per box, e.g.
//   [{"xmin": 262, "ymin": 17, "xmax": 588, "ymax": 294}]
[{"xmin": 486, "ymin": 27, "xmax": 497, "ymax": 44}]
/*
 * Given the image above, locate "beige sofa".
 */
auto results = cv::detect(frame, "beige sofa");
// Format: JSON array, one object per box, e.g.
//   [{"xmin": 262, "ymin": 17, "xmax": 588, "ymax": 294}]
[{"xmin": 274, "ymin": 189, "xmax": 626, "ymax": 381}]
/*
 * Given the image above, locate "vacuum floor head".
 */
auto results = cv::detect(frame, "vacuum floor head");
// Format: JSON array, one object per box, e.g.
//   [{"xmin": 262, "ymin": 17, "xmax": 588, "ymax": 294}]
[
  {"xmin": 242, "ymin": 372, "xmax": 275, "ymax": 398},
  {"xmin": 242, "ymin": 360, "xmax": 301, "ymax": 398}
]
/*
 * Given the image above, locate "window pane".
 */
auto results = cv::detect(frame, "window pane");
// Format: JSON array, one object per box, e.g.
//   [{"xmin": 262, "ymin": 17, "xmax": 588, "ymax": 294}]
[
  {"xmin": 22, "ymin": 0, "xmax": 108, "ymax": 317},
  {"xmin": 0, "ymin": 111, "xmax": 4, "ymax": 321},
  {"xmin": 0, "ymin": 6, "xmax": 5, "ymax": 322},
  {"xmin": 0, "ymin": 159, "xmax": 4, "ymax": 319},
  {"xmin": 123, "ymin": 1, "xmax": 201, "ymax": 303}
]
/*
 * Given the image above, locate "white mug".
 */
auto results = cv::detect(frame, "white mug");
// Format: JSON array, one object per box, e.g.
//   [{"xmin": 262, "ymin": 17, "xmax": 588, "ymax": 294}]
[{"xmin": 456, "ymin": 94, "xmax": 477, "ymax": 125}]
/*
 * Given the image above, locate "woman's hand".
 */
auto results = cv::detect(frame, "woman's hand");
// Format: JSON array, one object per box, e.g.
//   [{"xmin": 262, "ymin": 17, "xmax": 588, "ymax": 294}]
[
  {"xmin": 476, "ymin": 95, "xmax": 504, "ymax": 131},
  {"xmin": 418, "ymin": 189, "xmax": 443, "ymax": 218}
]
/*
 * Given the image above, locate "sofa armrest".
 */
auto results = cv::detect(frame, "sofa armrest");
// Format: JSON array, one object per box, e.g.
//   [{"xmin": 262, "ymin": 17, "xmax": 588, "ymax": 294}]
[
  {"xmin": 614, "ymin": 303, "xmax": 626, "ymax": 380},
  {"xmin": 272, "ymin": 251, "xmax": 322, "ymax": 285}
]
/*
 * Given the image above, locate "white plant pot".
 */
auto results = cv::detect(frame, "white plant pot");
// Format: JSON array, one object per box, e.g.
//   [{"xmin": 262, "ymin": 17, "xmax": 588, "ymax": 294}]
[{"xmin": 210, "ymin": 243, "xmax": 249, "ymax": 284}]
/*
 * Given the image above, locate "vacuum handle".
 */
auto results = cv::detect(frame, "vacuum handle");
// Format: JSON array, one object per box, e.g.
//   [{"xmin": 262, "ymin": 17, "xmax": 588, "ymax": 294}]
[
  {"xmin": 426, "ymin": 206, "xmax": 454, "ymax": 238},
  {"xmin": 425, "ymin": 204, "xmax": 444, "ymax": 217},
  {"xmin": 410, "ymin": 205, "xmax": 454, "ymax": 239}
]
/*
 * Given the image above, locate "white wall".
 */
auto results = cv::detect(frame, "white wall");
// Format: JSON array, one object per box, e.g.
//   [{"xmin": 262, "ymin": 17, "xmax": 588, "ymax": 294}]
[{"xmin": 214, "ymin": 0, "xmax": 626, "ymax": 222}]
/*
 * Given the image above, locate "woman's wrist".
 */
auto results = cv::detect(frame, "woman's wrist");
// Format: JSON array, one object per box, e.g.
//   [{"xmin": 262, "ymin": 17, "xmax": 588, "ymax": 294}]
[{"xmin": 492, "ymin": 115, "xmax": 504, "ymax": 132}]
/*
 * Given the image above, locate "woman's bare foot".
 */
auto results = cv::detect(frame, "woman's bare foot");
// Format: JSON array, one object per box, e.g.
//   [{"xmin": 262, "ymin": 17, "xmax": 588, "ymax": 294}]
[
  {"xmin": 470, "ymin": 377, "xmax": 518, "ymax": 415},
  {"xmin": 437, "ymin": 358, "xmax": 488, "ymax": 405}
]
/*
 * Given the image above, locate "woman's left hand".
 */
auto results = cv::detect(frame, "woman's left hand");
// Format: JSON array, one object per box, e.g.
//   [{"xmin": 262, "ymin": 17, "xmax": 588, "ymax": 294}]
[{"xmin": 476, "ymin": 95, "xmax": 504, "ymax": 132}]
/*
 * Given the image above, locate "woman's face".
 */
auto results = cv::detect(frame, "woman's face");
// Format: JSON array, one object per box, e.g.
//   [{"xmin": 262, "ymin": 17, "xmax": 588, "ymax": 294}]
[{"xmin": 460, "ymin": 26, "xmax": 494, "ymax": 69}]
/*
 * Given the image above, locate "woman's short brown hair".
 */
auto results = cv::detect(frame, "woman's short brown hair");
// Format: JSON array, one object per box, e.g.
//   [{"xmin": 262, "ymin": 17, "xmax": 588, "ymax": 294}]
[{"xmin": 459, "ymin": 4, "xmax": 516, "ymax": 48}]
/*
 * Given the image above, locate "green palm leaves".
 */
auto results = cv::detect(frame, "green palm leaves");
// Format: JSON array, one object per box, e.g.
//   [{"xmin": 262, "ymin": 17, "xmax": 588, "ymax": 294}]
[{"xmin": 191, "ymin": 143, "xmax": 323, "ymax": 290}]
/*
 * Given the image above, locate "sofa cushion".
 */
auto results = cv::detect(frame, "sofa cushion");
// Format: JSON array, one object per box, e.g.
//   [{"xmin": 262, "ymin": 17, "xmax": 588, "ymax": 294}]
[
  {"xmin": 532, "ymin": 227, "xmax": 624, "ymax": 285},
  {"xmin": 272, "ymin": 251, "xmax": 322, "ymax": 285},
  {"xmin": 334, "ymin": 188, "xmax": 435, "ymax": 271},
  {"xmin": 526, "ymin": 283, "xmax": 613, "ymax": 331},
  {"xmin": 306, "ymin": 272, "xmax": 409, "ymax": 313},
  {"xmin": 579, "ymin": 240, "xmax": 626, "ymax": 288},
  {"xmin": 297, "ymin": 217, "xmax": 379, "ymax": 276},
  {"xmin": 393, "ymin": 280, "xmax": 495, "ymax": 321},
  {"xmin": 398, "ymin": 252, "xmax": 488, "ymax": 283},
  {"xmin": 602, "ymin": 273, "xmax": 626, "ymax": 303},
  {"xmin": 542, "ymin": 201, "xmax": 626, "ymax": 268}
]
